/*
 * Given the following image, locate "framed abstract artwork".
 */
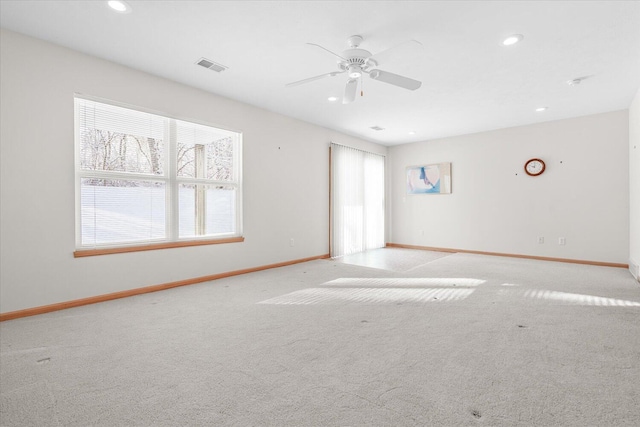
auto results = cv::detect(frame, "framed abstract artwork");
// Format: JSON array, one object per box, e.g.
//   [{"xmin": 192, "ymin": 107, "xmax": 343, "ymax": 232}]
[{"xmin": 406, "ymin": 163, "xmax": 452, "ymax": 194}]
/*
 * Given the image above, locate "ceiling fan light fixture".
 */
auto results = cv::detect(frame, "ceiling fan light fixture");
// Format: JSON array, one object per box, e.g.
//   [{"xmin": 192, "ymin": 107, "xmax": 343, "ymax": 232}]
[
  {"xmin": 107, "ymin": 0, "xmax": 131, "ymax": 13},
  {"xmin": 348, "ymin": 66, "xmax": 363, "ymax": 79},
  {"xmin": 343, "ymin": 79, "xmax": 358, "ymax": 104},
  {"xmin": 502, "ymin": 34, "xmax": 523, "ymax": 46}
]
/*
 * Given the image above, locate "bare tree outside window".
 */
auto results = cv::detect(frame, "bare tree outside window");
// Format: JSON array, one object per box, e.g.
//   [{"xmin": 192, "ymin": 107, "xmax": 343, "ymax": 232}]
[
  {"xmin": 80, "ymin": 129, "xmax": 163, "ymax": 187},
  {"xmin": 177, "ymin": 136, "xmax": 234, "ymax": 181},
  {"xmin": 76, "ymin": 97, "xmax": 241, "ymax": 248}
]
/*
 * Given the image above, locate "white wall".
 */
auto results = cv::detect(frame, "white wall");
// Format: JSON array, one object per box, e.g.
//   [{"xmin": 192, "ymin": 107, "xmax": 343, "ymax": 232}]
[
  {"xmin": 630, "ymin": 88, "xmax": 640, "ymax": 280},
  {"xmin": 0, "ymin": 29, "xmax": 386, "ymax": 314},
  {"xmin": 388, "ymin": 111, "xmax": 630, "ymax": 264}
]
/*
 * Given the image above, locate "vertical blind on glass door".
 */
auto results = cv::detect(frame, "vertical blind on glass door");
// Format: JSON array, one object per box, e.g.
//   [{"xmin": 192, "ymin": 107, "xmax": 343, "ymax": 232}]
[{"xmin": 330, "ymin": 143, "xmax": 385, "ymax": 258}]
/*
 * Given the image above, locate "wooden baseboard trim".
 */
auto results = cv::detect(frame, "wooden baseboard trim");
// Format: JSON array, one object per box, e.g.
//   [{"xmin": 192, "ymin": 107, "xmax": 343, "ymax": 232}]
[
  {"xmin": 0, "ymin": 254, "xmax": 330, "ymax": 322},
  {"xmin": 386, "ymin": 243, "xmax": 628, "ymax": 269}
]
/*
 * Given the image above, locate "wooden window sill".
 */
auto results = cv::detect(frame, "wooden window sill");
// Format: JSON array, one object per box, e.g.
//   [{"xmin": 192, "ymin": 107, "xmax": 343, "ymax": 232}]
[{"xmin": 74, "ymin": 237, "xmax": 244, "ymax": 258}]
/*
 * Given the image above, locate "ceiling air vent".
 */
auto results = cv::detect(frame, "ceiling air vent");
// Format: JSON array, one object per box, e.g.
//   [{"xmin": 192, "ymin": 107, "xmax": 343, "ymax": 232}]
[
  {"xmin": 196, "ymin": 58, "xmax": 228, "ymax": 73},
  {"xmin": 370, "ymin": 126, "xmax": 385, "ymax": 131}
]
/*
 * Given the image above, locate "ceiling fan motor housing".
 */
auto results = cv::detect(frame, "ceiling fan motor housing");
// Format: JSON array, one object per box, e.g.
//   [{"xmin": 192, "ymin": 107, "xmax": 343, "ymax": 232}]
[
  {"xmin": 340, "ymin": 48, "xmax": 374, "ymax": 78},
  {"xmin": 341, "ymin": 49, "xmax": 371, "ymax": 66}
]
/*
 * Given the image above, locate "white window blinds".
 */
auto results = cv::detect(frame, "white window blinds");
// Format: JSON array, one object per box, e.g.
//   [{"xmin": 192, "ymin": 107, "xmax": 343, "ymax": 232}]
[
  {"xmin": 330, "ymin": 143, "xmax": 385, "ymax": 258},
  {"xmin": 75, "ymin": 97, "xmax": 242, "ymax": 249}
]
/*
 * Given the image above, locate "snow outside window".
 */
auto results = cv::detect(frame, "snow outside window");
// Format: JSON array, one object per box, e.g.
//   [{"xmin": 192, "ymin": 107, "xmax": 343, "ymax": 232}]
[{"xmin": 75, "ymin": 97, "xmax": 242, "ymax": 249}]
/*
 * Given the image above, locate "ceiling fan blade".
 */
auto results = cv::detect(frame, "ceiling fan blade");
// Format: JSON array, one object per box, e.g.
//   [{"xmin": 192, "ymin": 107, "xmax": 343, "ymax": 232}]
[
  {"xmin": 369, "ymin": 69, "xmax": 422, "ymax": 90},
  {"xmin": 368, "ymin": 39, "xmax": 423, "ymax": 65},
  {"xmin": 306, "ymin": 43, "xmax": 347, "ymax": 61},
  {"xmin": 285, "ymin": 71, "xmax": 345, "ymax": 88},
  {"xmin": 343, "ymin": 79, "xmax": 358, "ymax": 104}
]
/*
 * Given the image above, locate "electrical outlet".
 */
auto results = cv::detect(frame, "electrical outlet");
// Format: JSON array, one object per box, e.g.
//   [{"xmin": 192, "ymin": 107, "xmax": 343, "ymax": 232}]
[
  {"xmin": 290, "ymin": 238, "xmax": 295, "ymax": 247},
  {"xmin": 559, "ymin": 237, "xmax": 566, "ymax": 245},
  {"xmin": 538, "ymin": 237, "xmax": 544, "ymax": 244}
]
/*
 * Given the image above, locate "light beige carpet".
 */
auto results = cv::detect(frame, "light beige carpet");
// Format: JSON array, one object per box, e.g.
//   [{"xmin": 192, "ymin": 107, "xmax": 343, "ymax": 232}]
[{"xmin": 1, "ymin": 249, "xmax": 639, "ymax": 426}]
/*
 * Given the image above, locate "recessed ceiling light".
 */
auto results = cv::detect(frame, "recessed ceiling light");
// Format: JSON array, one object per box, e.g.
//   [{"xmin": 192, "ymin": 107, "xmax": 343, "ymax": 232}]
[
  {"xmin": 502, "ymin": 34, "xmax": 524, "ymax": 46},
  {"xmin": 535, "ymin": 107, "xmax": 548, "ymax": 112},
  {"xmin": 408, "ymin": 131, "xmax": 416, "ymax": 135},
  {"xmin": 327, "ymin": 96, "xmax": 338, "ymax": 102},
  {"xmin": 107, "ymin": 0, "xmax": 131, "ymax": 13}
]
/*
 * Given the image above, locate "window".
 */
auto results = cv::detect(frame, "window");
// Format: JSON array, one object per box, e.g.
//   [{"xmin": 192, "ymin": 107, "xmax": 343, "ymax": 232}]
[{"xmin": 75, "ymin": 96, "xmax": 242, "ymax": 252}]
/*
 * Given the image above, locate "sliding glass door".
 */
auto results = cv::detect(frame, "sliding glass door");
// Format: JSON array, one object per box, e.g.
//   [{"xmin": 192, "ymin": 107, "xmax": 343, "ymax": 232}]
[{"xmin": 330, "ymin": 143, "xmax": 385, "ymax": 258}]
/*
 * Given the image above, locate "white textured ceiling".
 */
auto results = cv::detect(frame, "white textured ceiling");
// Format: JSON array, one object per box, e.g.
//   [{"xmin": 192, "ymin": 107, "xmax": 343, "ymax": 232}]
[{"xmin": 1, "ymin": 0, "xmax": 639, "ymax": 145}]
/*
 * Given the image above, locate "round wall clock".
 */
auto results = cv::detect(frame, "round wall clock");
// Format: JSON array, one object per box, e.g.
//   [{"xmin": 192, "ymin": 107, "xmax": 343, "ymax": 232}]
[{"xmin": 524, "ymin": 158, "xmax": 545, "ymax": 176}]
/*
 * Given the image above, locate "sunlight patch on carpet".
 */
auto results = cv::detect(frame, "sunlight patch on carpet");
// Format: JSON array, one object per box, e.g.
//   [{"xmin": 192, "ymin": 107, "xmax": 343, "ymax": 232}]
[
  {"xmin": 323, "ymin": 278, "xmax": 485, "ymax": 288},
  {"xmin": 524, "ymin": 289, "xmax": 640, "ymax": 307},
  {"xmin": 258, "ymin": 287, "xmax": 475, "ymax": 305}
]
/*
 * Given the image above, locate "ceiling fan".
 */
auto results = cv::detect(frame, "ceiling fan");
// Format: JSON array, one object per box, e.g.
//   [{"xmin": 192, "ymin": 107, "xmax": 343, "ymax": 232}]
[{"xmin": 286, "ymin": 35, "xmax": 422, "ymax": 104}]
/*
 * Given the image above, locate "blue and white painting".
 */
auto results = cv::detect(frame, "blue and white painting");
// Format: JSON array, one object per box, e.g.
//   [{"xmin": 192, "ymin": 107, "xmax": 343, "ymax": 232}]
[{"xmin": 407, "ymin": 163, "xmax": 452, "ymax": 194}]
